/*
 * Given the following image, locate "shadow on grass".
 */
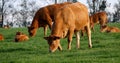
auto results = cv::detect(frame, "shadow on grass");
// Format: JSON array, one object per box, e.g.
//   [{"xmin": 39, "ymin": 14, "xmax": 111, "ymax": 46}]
[
  {"xmin": 0, "ymin": 48, "xmax": 49, "ymax": 55},
  {"xmin": 0, "ymin": 48, "xmax": 32, "ymax": 53}
]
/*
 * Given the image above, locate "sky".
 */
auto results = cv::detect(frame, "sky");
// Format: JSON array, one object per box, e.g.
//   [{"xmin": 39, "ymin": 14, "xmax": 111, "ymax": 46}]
[{"xmin": 78, "ymin": 0, "xmax": 118, "ymax": 13}]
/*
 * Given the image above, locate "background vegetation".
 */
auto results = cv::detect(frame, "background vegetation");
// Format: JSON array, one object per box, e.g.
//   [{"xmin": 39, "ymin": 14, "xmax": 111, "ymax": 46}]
[
  {"xmin": 0, "ymin": 23, "xmax": 120, "ymax": 63},
  {"xmin": 0, "ymin": 0, "xmax": 120, "ymax": 27}
]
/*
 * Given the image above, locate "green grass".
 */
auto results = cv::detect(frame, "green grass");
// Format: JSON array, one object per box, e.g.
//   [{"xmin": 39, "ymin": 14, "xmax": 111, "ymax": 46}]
[{"xmin": 0, "ymin": 23, "xmax": 120, "ymax": 63}]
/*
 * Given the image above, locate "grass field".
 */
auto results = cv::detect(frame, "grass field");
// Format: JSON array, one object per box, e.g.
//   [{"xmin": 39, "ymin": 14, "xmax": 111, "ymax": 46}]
[{"xmin": 0, "ymin": 23, "xmax": 120, "ymax": 63}]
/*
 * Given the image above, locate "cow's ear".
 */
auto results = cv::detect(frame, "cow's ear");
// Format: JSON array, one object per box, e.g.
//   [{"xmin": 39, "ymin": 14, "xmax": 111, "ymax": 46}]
[
  {"xmin": 53, "ymin": 36, "xmax": 61, "ymax": 40},
  {"xmin": 44, "ymin": 37, "xmax": 49, "ymax": 40}
]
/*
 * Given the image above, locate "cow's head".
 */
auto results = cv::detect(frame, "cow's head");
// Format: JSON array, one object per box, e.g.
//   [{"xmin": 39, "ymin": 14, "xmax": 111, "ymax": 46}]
[
  {"xmin": 44, "ymin": 35, "xmax": 61, "ymax": 52},
  {"xmin": 16, "ymin": 31, "xmax": 23, "ymax": 35},
  {"xmin": 28, "ymin": 27, "xmax": 37, "ymax": 37},
  {"xmin": 100, "ymin": 25, "xmax": 108, "ymax": 32}
]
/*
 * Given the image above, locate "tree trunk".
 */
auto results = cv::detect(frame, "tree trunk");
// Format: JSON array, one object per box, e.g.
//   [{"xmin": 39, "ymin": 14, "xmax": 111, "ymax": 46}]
[
  {"xmin": 1, "ymin": 0, "xmax": 4, "ymax": 27},
  {"xmin": 55, "ymin": 0, "xmax": 57, "ymax": 4}
]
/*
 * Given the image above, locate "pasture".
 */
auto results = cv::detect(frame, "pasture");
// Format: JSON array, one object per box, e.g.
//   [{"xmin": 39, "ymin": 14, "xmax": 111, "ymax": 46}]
[{"xmin": 0, "ymin": 23, "xmax": 120, "ymax": 63}]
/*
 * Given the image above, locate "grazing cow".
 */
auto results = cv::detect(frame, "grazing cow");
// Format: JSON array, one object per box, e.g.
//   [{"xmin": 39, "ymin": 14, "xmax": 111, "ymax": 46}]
[
  {"xmin": 0, "ymin": 34, "xmax": 4, "ymax": 41},
  {"xmin": 44, "ymin": 2, "xmax": 92, "ymax": 52},
  {"xmin": 100, "ymin": 25, "xmax": 120, "ymax": 33},
  {"xmin": 28, "ymin": 2, "xmax": 72, "ymax": 37},
  {"xmin": 90, "ymin": 11, "xmax": 108, "ymax": 31},
  {"xmin": 15, "ymin": 32, "xmax": 29, "ymax": 42}
]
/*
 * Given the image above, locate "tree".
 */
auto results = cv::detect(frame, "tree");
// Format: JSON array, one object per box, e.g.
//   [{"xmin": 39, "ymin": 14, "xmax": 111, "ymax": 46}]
[
  {"xmin": 67, "ymin": 0, "xmax": 77, "ymax": 2},
  {"xmin": 113, "ymin": 0, "xmax": 120, "ymax": 22},
  {"xmin": 87, "ymin": 0, "xmax": 107, "ymax": 14},
  {"xmin": 27, "ymin": 1, "xmax": 37, "ymax": 26},
  {"xmin": 19, "ymin": 0, "xmax": 47, "ymax": 27},
  {"xmin": 55, "ymin": 0, "xmax": 57, "ymax": 3},
  {"xmin": 0, "ymin": 0, "xmax": 55, "ymax": 27},
  {"xmin": 99, "ymin": 0, "xmax": 106, "ymax": 11},
  {"xmin": 54, "ymin": 0, "xmax": 67, "ymax": 3},
  {"xmin": 1, "ymin": 0, "xmax": 6, "ymax": 27},
  {"xmin": 0, "ymin": 0, "xmax": 15, "ymax": 27},
  {"xmin": 54, "ymin": 0, "xmax": 77, "ymax": 4},
  {"xmin": 20, "ymin": 0, "xmax": 28, "ymax": 27}
]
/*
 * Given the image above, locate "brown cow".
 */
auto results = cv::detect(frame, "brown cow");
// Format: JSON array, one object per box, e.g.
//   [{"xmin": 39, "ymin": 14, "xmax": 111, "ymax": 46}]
[
  {"xmin": 81, "ymin": 11, "xmax": 108, "ymax": 36},
  {"xmin": 100, "ymin": 25, "xmax": 120, "ymax": 33},
  {"xmin": 44, "ymin": 2, "xmax": 92, "ymax": 52},
  {"xmin": 90, "ymin": 11, "xmax": 108, "ymax": 31},
  {"xmin": 0, "ymin": 34, "xmax": 4, "ymax": 41},
  {"xmin": 28, "ymin": 2, "xmax": 72, "ymax": 37},
  {"xmin": 15, "ymin": 32, "xmax": 29, "ymax": 42}
]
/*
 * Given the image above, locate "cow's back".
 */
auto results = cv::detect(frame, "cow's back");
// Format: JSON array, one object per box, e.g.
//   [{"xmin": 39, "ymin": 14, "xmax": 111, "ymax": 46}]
[
  {"xmin": 55, "ymin": 2, "xmax": 89, "ymax": 31},
  {"xmin": 31, "ymin": 2, "xmax": 72, "ymax": 28},
  {"xmin": 46, "ymin": 2, "xmax": 72, "ymax": 21}
]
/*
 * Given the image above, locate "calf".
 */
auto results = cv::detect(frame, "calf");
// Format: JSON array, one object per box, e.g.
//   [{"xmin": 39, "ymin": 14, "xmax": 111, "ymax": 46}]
[
  {"xmin": 101, "ymin": 25, "xmax": 120, "ymax": 33},
  {"xmin": 0, "ymin": 34, "xmax": 4, "ymax": 41},
  {"xmin": 15, "ymin": 32, "xmax": 29, "ymax": 42}
]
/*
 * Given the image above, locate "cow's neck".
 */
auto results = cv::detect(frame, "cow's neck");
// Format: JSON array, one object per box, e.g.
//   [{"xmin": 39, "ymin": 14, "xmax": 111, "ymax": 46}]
[
  {"xmin": 31, "ymin": 19, "xmax": 39, "ymax": 28},
  {"xmin": 51, "ymin": 20, "xmax": 63, "ymax": 37}
]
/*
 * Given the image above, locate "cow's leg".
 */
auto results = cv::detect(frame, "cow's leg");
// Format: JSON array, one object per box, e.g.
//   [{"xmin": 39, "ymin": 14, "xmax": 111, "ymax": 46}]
[
  {"xmin": 99, "ymin": 20, "xmax": 106, "ymax": 29},
  {"xmin": 75, "ymin": 31, "xmax": 80, "ymax": 49},
  {"xmin": 85, "ymin": 24, "xmax": 92, "ymax": 48},
  {"xmin": 48, "ymin": 22, "xmax": 53, "ymax": 30},
  {"xmin": 46, "ymin": 13, "xmax": 53, "ymax": 30},
  {"xmin": 91, "ymin": 24, "xmax": 95, "ymax": 32},
  {"xmin": 67, "ymin": 29, "xmax": 74, "ymax": 50},
  {"xmin": 58, "ymin": 43, "xmax": 62, "ymax": 51},
  {"xmin": 44, "ymin": 25, "xmax": 48, "ymax": 36},
  {"xmin": 81, "ymin": 30, "xmax": 84, "ymax": 36}
]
